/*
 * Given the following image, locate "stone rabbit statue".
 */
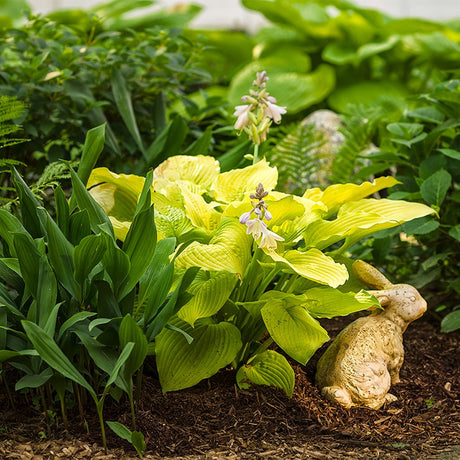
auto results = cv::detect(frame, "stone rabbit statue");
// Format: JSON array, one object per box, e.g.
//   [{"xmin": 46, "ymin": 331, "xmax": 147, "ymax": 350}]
[{"xmin": 315, "ymin": 260, "xmax": 427, "ymax": 410}]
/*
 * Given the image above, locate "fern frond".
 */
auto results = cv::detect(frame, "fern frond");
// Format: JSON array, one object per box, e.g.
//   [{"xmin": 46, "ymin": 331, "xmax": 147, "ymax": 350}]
[
  {"xmin": 267, "ymin": 122, "xmax": 328, "ymax": 194},
  {"xmin": 34, "ymin": 160, "xmax": 78, "ymax": 191},
  {"xmin": 0, "ymin": 96, "xmax": 28, "ymax": 149},
  {"xmin": 330, "ymin": 105, "xmax": 385, "ymax": 183}
]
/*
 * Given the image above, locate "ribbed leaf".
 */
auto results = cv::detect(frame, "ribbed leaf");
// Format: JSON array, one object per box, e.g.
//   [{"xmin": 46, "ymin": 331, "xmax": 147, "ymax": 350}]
[
  {"xmin": 156, "ymin": 317, "xmax": 242, "ymax": 393},
  {"xmin": 177, "ymin": 271, "xmax": 238, "ymax": 326},
  {"xmin": 304, "ymin": 287, "xmax": 380, "ymax": 318},
  {"xmin": 212, "ymin": 159, "xmax": 278, "ymax": 202},
  {"xmin": 267, "ymin": 249, "xmax": 349, "ymax": 288},
  {"xmin": 154, "ymin": 155, "xmax": 220, "ymax": 190},
  {"xmin": 303, "ymin": 176, "xmax": 400, "ymax": 216},
  {"xmin": 58, "ymin": 311, "xmax": 97, "ymax": 341},
  {"xmin": 236, "ymin": 350, "xmax": 295, "ymax": 396},
  {"xmin": 22, "ymin": 320, "xmax": 95, "ymax": 397},
  {"xmin": 174, "ymin": 218, "xmax": 252, "ymax": 276},
  {"xmin": 13, "ymin": 233, "xmax": 42, "ymax": 300},
  {"xmin": 261, "ymin": 300, "xmax": 329, "ymax": 365}
]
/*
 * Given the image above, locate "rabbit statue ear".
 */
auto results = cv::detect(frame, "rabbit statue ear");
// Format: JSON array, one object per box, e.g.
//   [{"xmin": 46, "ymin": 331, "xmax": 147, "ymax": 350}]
[{"xmin": 352, "ymin": 260, "xmax": 392, "ymax": 289}]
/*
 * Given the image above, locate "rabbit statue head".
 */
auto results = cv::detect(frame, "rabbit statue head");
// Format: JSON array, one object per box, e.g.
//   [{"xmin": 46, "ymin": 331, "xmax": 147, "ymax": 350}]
[
  {"xmin": 353, "ymin": 260, "xmax": 427, "ymax": 329},
  {"xmin": 315, "ymin": 260, "xmax": 427, "ymax": 410}
]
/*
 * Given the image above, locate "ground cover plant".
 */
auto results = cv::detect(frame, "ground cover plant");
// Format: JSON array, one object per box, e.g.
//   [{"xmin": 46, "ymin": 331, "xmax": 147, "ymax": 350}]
[{"xmin": 0, "ymin": 0, "xmax": 459, "ymax": 457}]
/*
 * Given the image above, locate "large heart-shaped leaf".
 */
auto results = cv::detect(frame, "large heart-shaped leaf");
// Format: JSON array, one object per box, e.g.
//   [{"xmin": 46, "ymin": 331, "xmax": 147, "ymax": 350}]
[
  {"xmin": 175, "ymin": 218, "xmax": 252, "ymax": 276},
  {"xmin": 261, "ymin": 300, "xmax": 329, "ymax": 365},
  {"xmin": 236, "ymin": 349, "xmax": 295, "ymax": 396},
  {"xmin": 156, "ymin": 317, "xmax": 242, "ymax": 392},
  {"xmin": 177, "ymin": 271, "xmax": 238, "ymax": 326},
  {"xmin": 267, "ymin": 249, "xmax": 348, "ymax": 288}
]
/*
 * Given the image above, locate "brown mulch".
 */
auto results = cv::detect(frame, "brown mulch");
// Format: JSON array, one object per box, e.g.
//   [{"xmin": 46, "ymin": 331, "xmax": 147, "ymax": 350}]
[{"xmin": 0, "ymin": 315, "xmax": 458, "ymax": 459}]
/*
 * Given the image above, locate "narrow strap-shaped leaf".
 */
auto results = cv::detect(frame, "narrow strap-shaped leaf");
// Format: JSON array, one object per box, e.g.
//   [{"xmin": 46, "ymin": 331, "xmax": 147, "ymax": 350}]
[
  {"xmin": 0, "ymin": 209, "xmax": 27, "ymax": 257},
  {"xmin": 105, "ymin": 342, "xmax": 134, "ymax": 389},
  {"xmin": 54, "ymin": 186, "xmax": 70, "ymax": 238},
  {"xmin": 77, "ymin": 123, "xmax": 106, "ymax": 186},
  {"xmin": 119, "ymin": 314, "xmax": 147, "ymax": 379},
  {"xmin": 69, "ymin": 167, "xmax": 114, "ymax": 238},
  {"xmin": 111, "ymin": 69, "xmax": 145, "ymax": 156},
  {"xmin": 21, "ymin": 320, "xmax": 95, "ymax": 398}
]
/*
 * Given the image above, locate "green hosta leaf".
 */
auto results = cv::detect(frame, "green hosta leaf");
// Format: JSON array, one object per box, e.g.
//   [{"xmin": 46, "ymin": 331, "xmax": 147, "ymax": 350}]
[
  {"xmin": 261, "ymin": 299, "xmax": 329, "ymax": 365},
  {"xmin": 212, "ymin": 159, "xmax": 278, "ymax": 202},
  {"xmin": 177, "ymin": 271, "xmax": 238, "ymax": 326},
  {"xmin": 22, "ymin": 320, "xmax": 95, "ymax": 397},
  {"xmin": 237, "ymin": 350, "xmax": 294, "ymax": 397},
  {"xmin": 156, "ymin": 317, "xmax": 242, "ymax": 392},
  {"xmin": 102, "ymin": 237, "xmax": 131, "ymax": 298},
  {"xmin": 175, "ymin": 218, "xmax": 252, "ymax": 276},
  {"xmin": 328, "ymin": 80, "xmax": 409, "ymax": 113},
  {"xmin": 154, "ymin": 155, "xmax": 220, "ymax": 190},
  {"xmin": 119, "ymin": 314, "xmax": 148, "ymax": 378},
  {"xmin": 420, "ymin": 169, "xmax": 452, "ymax": 207},
  {"xmin": 304, "ymin": 288, "xmax": 380, "ymax": 318},
  {"xmin": 267, "ymin": 249, "xmax": 348, "ymax": 288}
]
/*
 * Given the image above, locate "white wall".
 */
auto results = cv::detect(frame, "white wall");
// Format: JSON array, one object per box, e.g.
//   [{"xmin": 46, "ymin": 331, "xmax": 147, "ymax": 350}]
[{"xmin": 27, "ymin": 0, "xmax": 460, "ymax": 31}]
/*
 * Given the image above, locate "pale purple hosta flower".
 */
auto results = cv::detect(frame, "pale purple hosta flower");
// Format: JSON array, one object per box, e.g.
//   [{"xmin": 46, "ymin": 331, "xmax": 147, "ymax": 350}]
[
  {"xmin": 234, "ymin": 104, "xmax": 251, "ymax": 130},
  {"xmin": 263, "ymin": 98, "xmax": 287, "ymax": 124},
  {"xmin": 233, "ymin": 71, "xmax": 286, "ymax": 145},
  {"xmin": 259, "ymin": 227, "xmax": 285, "ymax": 250},
  {"xmin": 240, "ymin": 183, "xmax": 284, "ymax": 250}
]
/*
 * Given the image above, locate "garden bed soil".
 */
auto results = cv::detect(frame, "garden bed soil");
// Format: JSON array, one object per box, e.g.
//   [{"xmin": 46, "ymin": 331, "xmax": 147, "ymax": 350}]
[{"xmin": 0, "ymin": 314, "xmax": 458, "ymax": 459}]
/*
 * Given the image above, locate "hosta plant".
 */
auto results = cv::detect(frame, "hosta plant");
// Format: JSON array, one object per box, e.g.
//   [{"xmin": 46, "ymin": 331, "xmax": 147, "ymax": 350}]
[{"xmin": 87, "ymin": 152, "xmax": 435, "ymax": 397}]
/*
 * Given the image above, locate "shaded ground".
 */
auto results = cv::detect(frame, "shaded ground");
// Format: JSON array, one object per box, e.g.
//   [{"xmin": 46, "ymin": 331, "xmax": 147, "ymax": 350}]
[{"xmin": 0, "ymin": 315, "xmax": 458, "ymax": 459}]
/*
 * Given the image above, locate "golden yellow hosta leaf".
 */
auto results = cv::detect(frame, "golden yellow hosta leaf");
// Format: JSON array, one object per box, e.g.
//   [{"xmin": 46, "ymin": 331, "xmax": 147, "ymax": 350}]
[
  {"xmin": 154, "ymin": 155, "xmax": 220, "ymax": 190},
  {"xmin": 87, "ymin": 167, "xmax": 146, "ymax": 197},
  {"xmin": 303, "ymin": 198, "xmax": 436, "ymax": 252},
  {"xmin": 175, "ymin": 218, "xmax": 252, "ymax": 275},
  {"xmin": 212, "ymin": 159, "xmax": 278, "ymax": 202},
  {"xmin": 266, "ymin": 249, "xmax": 349, "ymax": 288},
  {"xmin": 303, "ymin": 176, "xmax": 399, "ymax": 215},
  {"xmin": 180, "ymin": 185, "xmax": 222, "ymax": 233}
]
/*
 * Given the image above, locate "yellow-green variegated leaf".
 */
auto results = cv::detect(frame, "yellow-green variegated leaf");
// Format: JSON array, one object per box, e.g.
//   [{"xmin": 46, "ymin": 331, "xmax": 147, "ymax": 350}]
[
  {"xmin": 236, "ymin": 350, "xmax": 295, "ymax": 397},
  {"xmin": 149, "ymin": 190, "xmax": 195, "ymax": 239},
  {"xmin": 175, "ymin": 218, "xmax": 252, "ymax": 276},
  {"xmin": 304, "ymin": 198, "xmax": 436, "ymax": 252},
  {"xmin": 261, "ymin": 300, "xmax": 329, "ymax": 365},
  {"xmin": 177, "ymin": 271, "xmax": 238, "ymax": 326},
  {"xmin": 180, "ymin": 185, "xmax": 222, "ymax": 233},
  {"xmin": 212, "ymin": 159, "xmax": 278, "ymax": 202},
  {"xmin": 156, "ymin": 317, "xmax": 242, "ymax": 392},
  {"xmin": 154, "ymin": 155, "xmax": 220, "ymax": 190},
  {"xmin": 87, "ymin": 167, "xmax": 146, "ymax": 196},
  {"xmin": 267, "ymin": 249, "xmax": 348, "ymax": 288},
  {"xmin": 304, "ymin": 287, "xmax": 380, "ymax": 318},
  {"xmin": 303, "ymin": 176, "xmax": 399, "ymax": 215}
]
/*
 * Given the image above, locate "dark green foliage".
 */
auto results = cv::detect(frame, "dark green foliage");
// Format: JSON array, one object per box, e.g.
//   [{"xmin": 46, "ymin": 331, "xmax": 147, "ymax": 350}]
[{"xmin": 0, "ymin": 13, "xmax": 211, "ymax": 174}]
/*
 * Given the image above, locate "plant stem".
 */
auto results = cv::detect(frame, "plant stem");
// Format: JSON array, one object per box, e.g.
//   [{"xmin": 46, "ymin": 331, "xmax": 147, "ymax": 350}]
[
  {"xmin": 2, "ymin": 372, "xmax": 16, "ymax": 410},
  {"xmin": 253, "ymin": 143, "xmax": 259, "ymax": 164}
]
